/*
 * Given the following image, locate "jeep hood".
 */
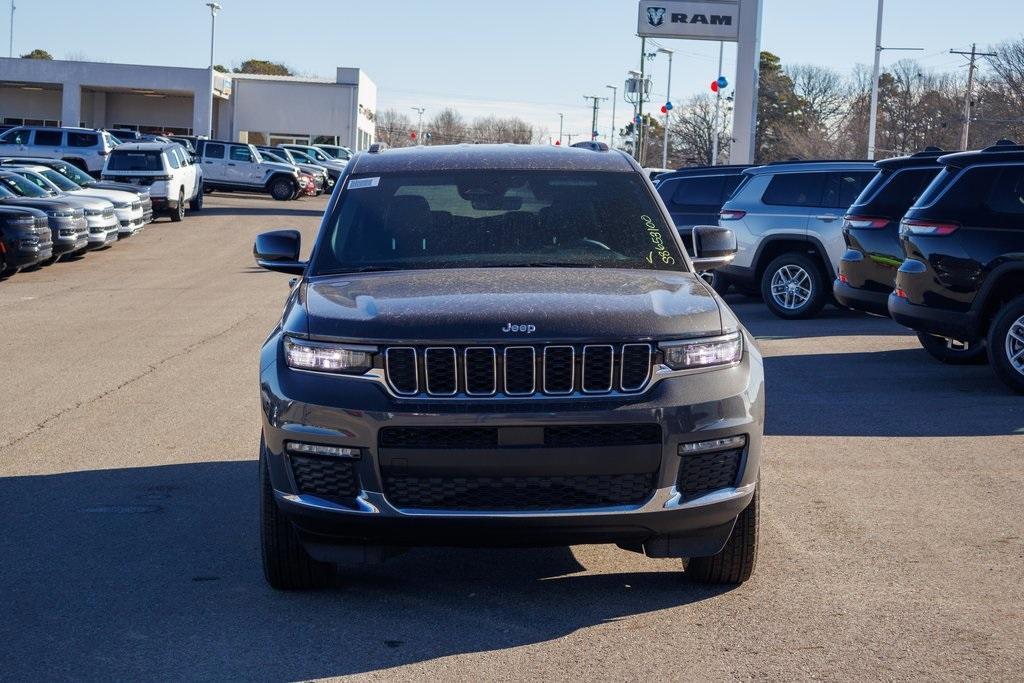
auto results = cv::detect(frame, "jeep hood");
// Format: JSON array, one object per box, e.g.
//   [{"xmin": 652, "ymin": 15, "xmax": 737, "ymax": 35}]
[{"xmin": 295, "ymin": 268, "xmax": 724, "ymax": 342}]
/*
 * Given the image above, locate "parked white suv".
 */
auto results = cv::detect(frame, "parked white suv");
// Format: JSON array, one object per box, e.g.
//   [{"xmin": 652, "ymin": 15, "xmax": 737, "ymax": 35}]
[
  {"xmin": 195, "ymin": 140, "xmax": 300, "ymax": 201},
  {"xmin": 101, "ymin": 143, "xmax": 203, "ymax": 222},
  {"xmin": 0, "ymin": 126, "xmax": 119, "ymax": 175}
]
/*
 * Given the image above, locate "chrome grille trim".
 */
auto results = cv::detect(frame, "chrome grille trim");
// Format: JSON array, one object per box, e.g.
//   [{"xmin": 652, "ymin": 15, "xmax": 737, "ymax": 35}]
[
  {"xmin": 503, "ymin": 346, "xmax": 536, "ymax": 396},
  {"xmin": 620, "ymin": 343, "xmax": 653, "ymax": 392},
  {"xmin": 424, "ymin": 347, "xmax": 458, "ymax": 396},
  {"xmin": 384, "ymin": 347, "xmax": 418, "ymax": 395},
  {"xmin": 542, "ymin": 345, "xmax": 575, "ymax": 395},
  {"xmin": 463, "ymin": 346, "xmax": 497, "ymax": 396},
  {"xmin": 581, "ymin": 344, "xmax": 615, "ymax": 394}
]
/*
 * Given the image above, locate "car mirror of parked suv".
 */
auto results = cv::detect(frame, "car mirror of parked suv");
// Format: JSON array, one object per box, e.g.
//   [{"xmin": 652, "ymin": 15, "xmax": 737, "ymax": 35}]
[
  {"xmin": 254, "ymin": 229, "xmax": 305, "ymax": 274},
  {"xmin": 691, "ymin": 225, "xmax": 737, "ymax": 271}
]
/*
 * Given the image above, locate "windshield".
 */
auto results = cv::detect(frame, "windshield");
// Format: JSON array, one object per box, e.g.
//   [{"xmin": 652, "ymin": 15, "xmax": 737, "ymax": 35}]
[
  {"xmin": 39, "ymin": 168, "xmax": 82, "ymax": 192},
  {"xmin": 56, "ymin": 162, "xmax": 94, "ymax": 185},
  {"xmin": 304, "ymin": 147, "xmax": 329, "ymax": 162},
  {"xmin": 292, "ymin": 151, "xmax": 317, "ymax": 164},
  {"xmin": 18, "ymin": 171, "xmax": 62, "ymax": 194},
  {"xmin": 107, "ymin": 150, "xmax": 164, "ymax": 172},
  {"xmin": 311, "ymin": 170, "xmax": 686, "ymax": 275},
  {"xmin": 0, "ymin": 173, "xmax": 50, "ymax": 197},
  {"xmin": 0, "ymin": 183, "xmax": 15, "ymax": 198}
]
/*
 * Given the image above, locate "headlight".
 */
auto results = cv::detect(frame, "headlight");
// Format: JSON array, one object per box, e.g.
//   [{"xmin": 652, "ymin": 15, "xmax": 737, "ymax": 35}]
[
  {"xmin": 283, "ymin": 337, "xmax": 374, "ymax": 374},
  {"xmin": 49, "ymin": 209, "xmax": 74, "ymax": 219},
  {"xmin": 114, "ymin": 202, "xmax": 131, "ymax": 209},
  {"xmin": 85, "ymin": 208, "xmax": 103, "ymax": 217},
  {"xmin": 660, "ymin": 332, "xmax": 742, "ymax": 370}
]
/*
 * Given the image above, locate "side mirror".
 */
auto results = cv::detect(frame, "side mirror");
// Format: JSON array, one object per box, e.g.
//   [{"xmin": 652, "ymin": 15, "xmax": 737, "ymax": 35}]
[
  {"xmin": 254, "ymin": 229, "xmax": 306, "ymax": 274},
  {"xmin": 690, "ymin": 225, "xmax": 737, "ymax": 272}
]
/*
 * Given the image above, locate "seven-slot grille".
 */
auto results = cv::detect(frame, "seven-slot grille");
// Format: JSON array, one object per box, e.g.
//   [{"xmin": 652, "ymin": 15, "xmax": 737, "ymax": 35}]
[{"xmin": 384, "ymin": 343, "xmax": 652, "ymax": 398}]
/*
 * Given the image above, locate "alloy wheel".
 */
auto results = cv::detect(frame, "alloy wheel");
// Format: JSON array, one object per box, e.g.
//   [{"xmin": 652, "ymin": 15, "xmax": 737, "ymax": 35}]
[
  {"xmin": 769, "ymin": 265, "xmax": 812, "ymax": 310},
  {"xmin": 1005, "ymin": 314, "xmax": 1024, "ymax": 376}
]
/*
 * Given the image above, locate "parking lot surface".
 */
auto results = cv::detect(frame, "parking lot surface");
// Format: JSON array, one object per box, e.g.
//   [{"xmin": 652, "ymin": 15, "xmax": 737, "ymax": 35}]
[{"xmin": 1, "ymin": 194, "xmax": 1021, "ymax": 680}]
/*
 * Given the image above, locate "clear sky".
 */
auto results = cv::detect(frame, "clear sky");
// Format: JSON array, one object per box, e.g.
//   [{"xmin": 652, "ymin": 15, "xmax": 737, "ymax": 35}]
[{"xmin": 5, "ymin": 0, "xmax": 1023, "ymax": 142}]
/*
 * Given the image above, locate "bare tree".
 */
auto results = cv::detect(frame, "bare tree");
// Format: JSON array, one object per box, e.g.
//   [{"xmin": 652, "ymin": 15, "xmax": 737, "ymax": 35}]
[
  {"xmin": 426, "ymin": 108, "xmax": 468, "ymax": 145},
  {"xmin": 375, "ymin": 108, "xmax": 415, "ymax": 148},
  {"xmin": 667, "ymin": 94, "xmax": 731, "ymax": 166}
]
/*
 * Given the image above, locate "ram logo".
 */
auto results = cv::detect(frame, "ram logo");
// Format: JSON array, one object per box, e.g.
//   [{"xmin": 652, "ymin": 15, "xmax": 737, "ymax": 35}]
[{"xmin": 646, "ymin": 6, "xmax": 666, "ymax": 27}]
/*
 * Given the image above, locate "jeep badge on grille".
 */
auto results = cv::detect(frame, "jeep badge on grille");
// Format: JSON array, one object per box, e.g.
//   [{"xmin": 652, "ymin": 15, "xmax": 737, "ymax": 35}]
[{"xmin": 502, "ymin": 323, "xmax": 536, "ymax": 333}]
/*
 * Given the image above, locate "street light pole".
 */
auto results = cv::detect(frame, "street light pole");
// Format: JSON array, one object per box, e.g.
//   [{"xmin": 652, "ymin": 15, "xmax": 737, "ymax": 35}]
[
  {"xmin": 605, "ymin": 85, "xmax": 617, "ymax": 149},
  {"xmin": 205, "ymin": 2, "xmax": 221, "ymax": 139},
  {"xmin": 867, "ymin": 0, "xmax": 884, "ymax": 160},
  {"xmin": 658, "ymin": 47, "xmax": 673, "ymax": 169},
  {"xmin": 9, "ymin": 1, "xmax": 15, "ymax": 59},
  {"xmin": 558, "ymin": 112, "xmax": 564, "ymax": 145}
]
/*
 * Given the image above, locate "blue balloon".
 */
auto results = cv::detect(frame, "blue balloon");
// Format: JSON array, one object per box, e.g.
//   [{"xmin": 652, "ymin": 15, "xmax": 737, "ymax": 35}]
[
  {"xmin": 665, "ymin": 101, "xmax": 674, "ymax": 111},
  {"xmin": 717, "ymin": 76, "xmax": 728, "ymax": 88}
]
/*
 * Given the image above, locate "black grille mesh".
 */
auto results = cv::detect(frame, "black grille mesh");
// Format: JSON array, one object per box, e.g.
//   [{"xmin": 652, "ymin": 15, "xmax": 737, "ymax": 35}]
[
  {"xmin": 543, "ymin": 347, "xmax": 574, "ymax": 393},
  {"xmin": 504, "ymin": 347, "xmax": 535, "ymax": 394},
  {"xmin": 465, "ymin": 348, "xmax": 496, "ymax": 395},
  {"xmin": 544, "ymin": 424, "xmax": 661, "ymax": 448},
  {"xmin": 677, "ymin": 448, "xmax": 743, "ymax": 500},
  {"xmin": 290, "ymin": 455, "xmax": 359, "ymax": 501},
  {"xmin": 620, "ymin": 345, "xmax": 652, "ymax": 391},
  {"xmin": 379, "ymin": 426, "xmax": 499, "ymax": 449},
  {"xmin": 384, "ymin": 343, "xmax": 652, "ymax": 397},
  {"xmin": 386, "ymin": 348, "xmax": 417, "ymax": 394},
  {"xmin": 383, "ymin": 472, "xmax": 656, "ymax": 510},
  {"xmin": 379, "ymin": 424, "xmax": 660, "ymax": 449}
]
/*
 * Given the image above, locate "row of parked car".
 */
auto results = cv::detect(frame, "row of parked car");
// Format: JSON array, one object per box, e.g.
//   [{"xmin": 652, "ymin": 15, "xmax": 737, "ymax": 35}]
[
  {"xmin": 654, "ymin": 140, "xmax": 1024, "ymax": 393},
  {"xmin": 0, "ymin": 125, "xmax": 354, "ymax": 225},
  {"xmin": 0, "ymin": 155, "xmax": 157, "ymax": 277}
]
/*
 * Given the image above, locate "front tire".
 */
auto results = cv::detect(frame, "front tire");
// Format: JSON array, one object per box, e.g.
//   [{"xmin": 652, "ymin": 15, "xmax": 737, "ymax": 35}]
[
  {"xmin": 170, "ymin": 188, "xmax": 185, "ymax": 222},
  {"xmin": 686, "ymin": 485, "xmax": 759, "ymax": 585},
  {"xmin": 760, "ymin": 253, "xmax": 828, "ymax": 319},
  {"xmin": 916, "ymin": 332, "xmax": 987, "ymax": 365},
  {"xmin": 260, "ymin": 440, "xmax": 335, "ymax": 590},
  {"xmin": 189, "ymin": 184, "xmax": 204, "ymax": 211},
  {"xmin": 986, "ymin": 294, "xmax": 1024, "ymax": 393},
  {"xmin": 270, "ymin": 177, "xmax": 296, "ymax": 201}
]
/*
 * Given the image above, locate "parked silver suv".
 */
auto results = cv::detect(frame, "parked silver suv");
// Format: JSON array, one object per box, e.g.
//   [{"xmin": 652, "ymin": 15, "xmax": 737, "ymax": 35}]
[
  {"xmin": 0, "ymin": 126, "xmax": 119, "ymax": 175},
  {"xmin": 717, "ymin": 160, "xmax": 875, "ymax": 319}
]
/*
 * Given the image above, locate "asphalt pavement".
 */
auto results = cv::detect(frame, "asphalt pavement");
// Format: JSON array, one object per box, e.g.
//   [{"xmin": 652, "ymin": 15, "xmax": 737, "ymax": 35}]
[{"xmin": 1, "ymin": 193, "xmax": 1021, "ymax": 680}]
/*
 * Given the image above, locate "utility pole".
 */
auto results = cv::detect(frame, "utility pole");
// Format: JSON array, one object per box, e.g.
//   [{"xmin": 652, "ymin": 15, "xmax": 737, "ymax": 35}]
[
  {"xmin": 657, "ymin": 47, "xmax": 673, "ymax": 169},
  {"xmin": 951, "ymin": 43, "xmax": 996, "ymax": 150},
  {"xmin": 867, "ymin": 0, "xmax": 922, "ymax": 159},
  {"xmin": 557, "ymin": 112, "xmax": 564, "ymax": 145},
  {"xmin": 711, "ymin": 41, "xmax": 724, "ymax": 166},
  {"xmin": 8, "ymin": 1, "xmax": 15, "ymax": 59},
  {"xmin": 605, "ymin": 85, "xmax": 617, "ymax": 149},
  {"xmin": 410, "ymin": 107, "xmax": 425, "ymax": 145},
  {"xmin": 583, "ymin": 95, "xmax": 607, "ymax": 142}
]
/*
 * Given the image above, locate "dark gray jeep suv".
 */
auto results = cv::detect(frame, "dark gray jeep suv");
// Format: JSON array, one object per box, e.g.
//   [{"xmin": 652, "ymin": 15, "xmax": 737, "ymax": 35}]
[{"xmin": 254, "ymin": 144, "xmax": 765, "ymax": 589}]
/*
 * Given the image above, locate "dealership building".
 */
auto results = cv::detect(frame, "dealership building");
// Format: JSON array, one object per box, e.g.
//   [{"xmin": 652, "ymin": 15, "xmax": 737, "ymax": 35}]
[{"xmin": 0, "ymin": 57, "xmax": 377, "ymax": 150}]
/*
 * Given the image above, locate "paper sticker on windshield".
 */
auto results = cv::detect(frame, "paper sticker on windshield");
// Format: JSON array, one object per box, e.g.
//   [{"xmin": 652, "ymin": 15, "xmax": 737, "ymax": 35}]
[{"xmin": 348, "ymin": 177, "xmax": 380, "ymax": 190}]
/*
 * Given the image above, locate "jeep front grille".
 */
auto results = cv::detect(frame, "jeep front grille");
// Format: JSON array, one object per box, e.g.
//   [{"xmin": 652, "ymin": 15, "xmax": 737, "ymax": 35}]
[{"xmin": 383, "ymin": 343, "xmax": 652, "ymax": 398}]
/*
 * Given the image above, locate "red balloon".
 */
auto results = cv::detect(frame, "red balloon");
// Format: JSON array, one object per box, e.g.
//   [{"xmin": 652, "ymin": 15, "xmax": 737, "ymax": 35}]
[
  {"xmin": 410, "ymin": 131, "xmax": 417, "ymax": 139},
  {"xmin": 711, "ymin": 80, "xmax": 719, "ymax": 92},
  {"xmin": 554, "ymin": 140, "xmax": 561, "ymax": 145},
  {"xmin": 660, "ymin": 105, "xmax": 668, "ymax": 114}
]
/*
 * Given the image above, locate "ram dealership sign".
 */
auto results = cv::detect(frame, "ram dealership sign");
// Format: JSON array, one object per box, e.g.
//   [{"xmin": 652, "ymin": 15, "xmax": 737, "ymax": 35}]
[{"xmin": 637, "ymin": 0, "xmax": 740, "ymax": 41}]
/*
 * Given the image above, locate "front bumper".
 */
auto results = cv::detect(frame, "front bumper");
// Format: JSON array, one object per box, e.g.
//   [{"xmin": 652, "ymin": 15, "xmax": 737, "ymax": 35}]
[
  {"xmin": 260, "ymin": 330, "xmax": 765, "ymax": 560},
  {"xmin": 3, "ymin": 235, "xmax": 53, "ymax": 269}
]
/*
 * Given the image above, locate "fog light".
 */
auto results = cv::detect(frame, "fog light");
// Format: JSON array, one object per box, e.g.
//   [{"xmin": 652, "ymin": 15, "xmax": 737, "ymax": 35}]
[
  {"xmin": 678, "ymin": 435, "xmax": 746, "ymax": 455},
  {"xmin": 285, "ymin": 441, "xmax": 360, "ymax": 459}
]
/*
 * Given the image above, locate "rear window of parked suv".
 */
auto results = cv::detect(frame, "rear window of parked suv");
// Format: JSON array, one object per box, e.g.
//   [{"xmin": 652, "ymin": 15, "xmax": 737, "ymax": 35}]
[
  {"xmin": 68, "ymin": 132, "xmax": 99, "ymax": 147},
  {"xmin": 314, "ymin": 170, "xmax": 686, "ymax": 274},
  {"xmin": 32, "ymin": 130, "xmax": 63, "ymax": 146},
  {"xmin": 107, "ymin": 150, "xmax": 164, "ymax": 172},
  {"xmin": 762, "ymin": 171, "xmax": 873, "ymax": 208},
  {"xmin": 855, "ymin": 167, "xmax": 940, "ymax": 218}
]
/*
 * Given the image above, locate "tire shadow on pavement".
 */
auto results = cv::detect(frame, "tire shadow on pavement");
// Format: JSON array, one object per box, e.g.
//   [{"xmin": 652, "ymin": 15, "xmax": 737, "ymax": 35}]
[{"xmin": 0, "ymin": 462, "xmax": 730, "ymax": 680}]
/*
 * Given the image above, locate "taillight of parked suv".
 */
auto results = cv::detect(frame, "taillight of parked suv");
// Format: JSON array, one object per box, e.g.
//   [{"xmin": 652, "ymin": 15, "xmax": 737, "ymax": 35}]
[
  {"xmin": 843, "ymin": 215, "xmax": 889, "ymax": 229},
  {"xmin": 719, "ymin": 209, "xmax": 746, "ymax": 220},
  {"xmin": 899, "ymin": 218, "xmax": 960, "ymax": 236}
]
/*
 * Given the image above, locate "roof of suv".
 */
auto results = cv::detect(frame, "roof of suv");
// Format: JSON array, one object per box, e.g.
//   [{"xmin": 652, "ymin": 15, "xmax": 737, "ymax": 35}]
[
  {"xmin": 743, "ymin": 160, "xmax": 876, "ymax": 175},
  {"xmin": 875, "ymin": 148, "xmax": 948, "ymax": 170},
  {"xmin": 656, "ymin": 165, "xmax": 752, "ymax": 181},
  {"xmin": 349, "ymin": 144, "xmax": 636, "ymax": 174},
  {"xmin": 10, "ymin": 125, "xmax": 99, "ymax": 134},
  {"xmin": 938, "ymin": 140, "xmax": 1024, "ymax": 168},
  {"xmin": 111, "ymin": 142, "xmax": 177, "ymax": 152}
]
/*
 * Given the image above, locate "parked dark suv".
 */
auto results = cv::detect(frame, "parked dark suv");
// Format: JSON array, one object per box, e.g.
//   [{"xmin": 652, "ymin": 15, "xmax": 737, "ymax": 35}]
[
  {"xmin": 254, "ymin": 144, "xmax": 764, "ymax": 589},
  {"xmin": 0, "ymin": 205, "xmax": 52, "ymax": 276},
  {"xmin": 889, "ymin": 140, "xmax": 1024, "ymax": 392}
]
